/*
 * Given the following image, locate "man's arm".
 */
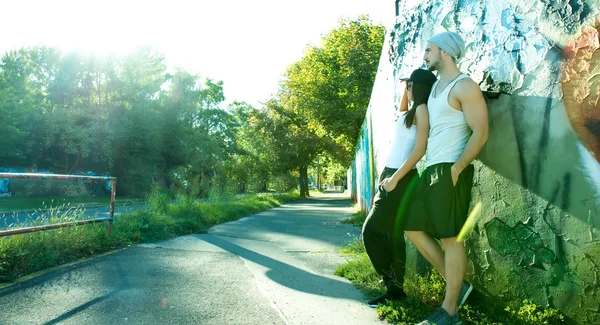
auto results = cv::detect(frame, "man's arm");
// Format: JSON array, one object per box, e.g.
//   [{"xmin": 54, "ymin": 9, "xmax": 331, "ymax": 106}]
[{"xmin": 451, "ymin": 80, "xmax": 489, "ymax": 184}]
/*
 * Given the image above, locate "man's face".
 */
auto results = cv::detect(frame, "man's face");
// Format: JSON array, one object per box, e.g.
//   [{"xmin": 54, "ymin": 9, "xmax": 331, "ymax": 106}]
[{"xmin": 424, "ymin": 43, "xmax": 442, "ymax": 71}]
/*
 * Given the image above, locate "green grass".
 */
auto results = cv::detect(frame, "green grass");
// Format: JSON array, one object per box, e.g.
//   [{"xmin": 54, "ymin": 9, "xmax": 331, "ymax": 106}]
[
  {"xmin": 0, "ymin": 197, "xmax": 144, "ymax": 211},
  {"xmin": 335, "ymin": 240, "xmax": 565, "ymax": 325},
  {"xmin": 341, "ymin": 208, "xmax": 366, "ymax": 227},
  {"xmin": 0, "ymin": 190, "xmax": 300, "ymax": 282},
  {"xmin": 339, "ymin": 238, "xmax": 366, "ymax": 256}
]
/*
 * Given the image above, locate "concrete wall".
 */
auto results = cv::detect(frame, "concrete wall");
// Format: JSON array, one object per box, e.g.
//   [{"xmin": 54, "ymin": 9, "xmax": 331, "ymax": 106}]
[{"xmin": 349, "ymin": 0, "xmax": 600, "ymax": 322}]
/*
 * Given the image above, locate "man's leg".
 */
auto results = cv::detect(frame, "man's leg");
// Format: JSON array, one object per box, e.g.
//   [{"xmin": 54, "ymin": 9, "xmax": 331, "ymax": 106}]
[
  {"xmin": 405, "ymin": 230, "xmax": 446, "ymax": 278},
  {"xmin": 440, "ymin": 237, "xmax": 466, "ymax": 317}
]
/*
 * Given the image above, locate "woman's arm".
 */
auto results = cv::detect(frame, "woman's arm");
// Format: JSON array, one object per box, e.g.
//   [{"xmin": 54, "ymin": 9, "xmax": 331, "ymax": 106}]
[
  {"xmin": 399, "ymin": 85, "xmax": 409, "ymax": 112},
  {"xmin": 381, "ymin": 104, "xmax": 429, "ymax": 191}
]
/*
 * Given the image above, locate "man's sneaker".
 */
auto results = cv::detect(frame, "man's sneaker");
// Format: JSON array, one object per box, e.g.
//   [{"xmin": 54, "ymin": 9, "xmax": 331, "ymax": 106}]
[
  {"xmin": 458, "ymin": 282, "xmax": 473, "ymax": 307},
  {"xmin": 417, "ymin": 307, "xmax": 462, "ymax": 325},
  {"xmin": 367, "ymin": 291, "xmax": 407, "ymax": 308}
]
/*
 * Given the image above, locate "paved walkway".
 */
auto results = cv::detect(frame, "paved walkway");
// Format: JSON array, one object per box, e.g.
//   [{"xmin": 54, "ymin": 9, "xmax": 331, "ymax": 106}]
[{"xmin": 0, "ymin": 193, "xmax": 385, "ymax": 325}]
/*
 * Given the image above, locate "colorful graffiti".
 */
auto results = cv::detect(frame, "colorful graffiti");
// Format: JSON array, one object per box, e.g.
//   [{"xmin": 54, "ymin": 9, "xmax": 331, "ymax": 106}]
[
  {"xmin": 349, "ymin": 0, "xmax": 600, "ymax": 322},
  {"xmin": 348, "ymin": 29, "xmax": 401, "ymax": 213},
  {"xmin": 561, "ymin": 17, "xmax": 600, "ymax": 162},
  {"xmin": 560, "ymin": 17, "xmax": 600, "ymax": 208},
  {"xmin": 351, "ymin": 111, "xmax": 375, "ymax": 212}
]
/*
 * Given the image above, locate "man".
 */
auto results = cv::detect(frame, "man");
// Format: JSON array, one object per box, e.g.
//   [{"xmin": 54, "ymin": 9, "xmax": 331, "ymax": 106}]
[{"xmin": 403, "ymin": 31, "xmax": 489, "ymax": 325}]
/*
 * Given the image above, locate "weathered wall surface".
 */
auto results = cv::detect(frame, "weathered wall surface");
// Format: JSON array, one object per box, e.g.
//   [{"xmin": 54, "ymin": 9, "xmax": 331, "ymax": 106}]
[{"xmin": 349, "ymin": 0, "xmax": 600, "ymax": 323}]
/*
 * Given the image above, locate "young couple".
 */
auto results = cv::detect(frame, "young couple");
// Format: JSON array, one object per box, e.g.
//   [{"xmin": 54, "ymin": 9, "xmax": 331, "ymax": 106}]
[{"xmin": 361, "ymin": 31, "xmax": 489, "ymax": 325}]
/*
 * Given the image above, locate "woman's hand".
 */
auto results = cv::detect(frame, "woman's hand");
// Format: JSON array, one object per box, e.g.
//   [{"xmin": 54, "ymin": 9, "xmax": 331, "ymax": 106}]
[
  {"xmin": 379, "ymin": 177, "xmax": 398, "ymax": 192},
  {"xmin": 451, "ymin": 165, "xmax": 460, "ymax": 186}
]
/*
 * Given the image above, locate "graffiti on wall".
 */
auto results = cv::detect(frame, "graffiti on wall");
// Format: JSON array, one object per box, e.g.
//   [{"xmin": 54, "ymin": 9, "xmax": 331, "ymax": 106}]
[
  {"xmin": 349, "ymin": 0, "xmax": 600, "ymax": 322},
  {"xmin": 348, "ymin": 29, "xmax": 398, "ymax": 213},
  {"xmin": 351, "ymin": 111, "xmax": 376, "ymax": 212},
  {"xmin": 560, "ymin": 17, "xmax": 600, "ymax": 209}
]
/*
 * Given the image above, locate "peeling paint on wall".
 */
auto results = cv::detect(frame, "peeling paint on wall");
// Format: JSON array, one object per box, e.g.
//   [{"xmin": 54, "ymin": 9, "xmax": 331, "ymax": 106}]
[{"xmin": 350, "ymin": 0, "xmax": 600, "ymax": 323}]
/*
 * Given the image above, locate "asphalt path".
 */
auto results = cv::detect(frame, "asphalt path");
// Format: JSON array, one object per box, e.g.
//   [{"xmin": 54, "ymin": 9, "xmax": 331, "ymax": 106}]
[{"xmin": 0, "ymin": 193, "xmax": 385, "ymax": 325}]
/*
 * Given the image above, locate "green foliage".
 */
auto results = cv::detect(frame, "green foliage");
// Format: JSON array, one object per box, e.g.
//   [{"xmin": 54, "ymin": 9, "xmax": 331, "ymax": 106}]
[
  {"xmin": 335, "ymin": 240, "xmax": 566, "ymax": 325},
  {"xmin": 504, "ymin": 301, "xmax": 565, "ymax": 324},
  {"xmin": 339, "ymin": 238, "xmax": 366, "ymax": 256},
  {"xmin": 0, "ymin": 191, "xmax": 300, "ymax": 282},
  {"xmin": 0, "ymin": 197, "xmax": 141, "ymax": 211},
  {"xmin": 270, "ymin": 172, "xmax": 299, "ymax": 192},
  {"xmin": 0, "ymin": 17, "xmax": 378, "ymax": 199},
  {"xmin": 280, "ymin": 16, "xmax": 385, "ymax": 166},
  {"xmin": 334, "ymin": 252, "xmax": 382, "ymax": 298},
  {"xmin": 146, "ymin": 186, "xmax": 171, "ymax": 215},
  {"xmin": 0, "ymin": 211, "xmax": 112, "ymax": 281},
  {"xmin": 0, "ymin": 47, "xmax": 259, "ymax": 198},
  {"xmin": 6, "ymin": 179, "xmax": 86, "ymax": 198},
  {"xmin": 204, "ymin": 16, "xmax": 382, "ymax": 197}
]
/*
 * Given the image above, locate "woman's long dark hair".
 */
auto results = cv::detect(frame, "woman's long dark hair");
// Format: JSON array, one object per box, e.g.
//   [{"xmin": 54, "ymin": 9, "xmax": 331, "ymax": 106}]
[{"xmin": 403, "ymin": 83, "xmax": 433, "ymax": 128}]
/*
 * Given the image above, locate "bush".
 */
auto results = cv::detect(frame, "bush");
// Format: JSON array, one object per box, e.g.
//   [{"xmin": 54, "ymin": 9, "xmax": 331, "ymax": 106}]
[
  {"xmin": 270, "ymin": 173, "xmax": 298, "ymax": 192},
  {"xmin": 146, "ymin": 186, "xmax": 171, "ymax": 215},
  {"xmin": 206, "ymin": 183, "xmax": 237, "ymax": 202}
]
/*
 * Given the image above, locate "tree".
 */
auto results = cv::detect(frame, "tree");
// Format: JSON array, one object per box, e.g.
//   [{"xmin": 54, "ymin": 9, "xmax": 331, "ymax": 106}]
[
  {"xmin": 0, "ymin": 16, "xmax": 383, "ymax": 199},
  {"xmin": 281, "ymin": 16, "xmax": 384, "ymax": 166},
  {"xmin": 259, "ymin": 98, "xmax": 324, "ymax": 197},
  {"xmin": 227, "ymin": 101, "xmax": 273, "ymax": 193}
]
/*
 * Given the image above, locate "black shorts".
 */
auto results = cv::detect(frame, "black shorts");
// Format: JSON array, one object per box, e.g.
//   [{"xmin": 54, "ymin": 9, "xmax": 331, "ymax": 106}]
[{"xmin": 404, "ymin": 163, "xmax": 475, "ymax": 239}]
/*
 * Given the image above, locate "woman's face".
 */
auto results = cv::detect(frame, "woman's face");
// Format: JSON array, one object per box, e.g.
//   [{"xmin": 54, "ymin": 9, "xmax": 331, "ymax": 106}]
[{"xmin": 407, "ymin": 82, "xmax": 414, "ymax": 102}]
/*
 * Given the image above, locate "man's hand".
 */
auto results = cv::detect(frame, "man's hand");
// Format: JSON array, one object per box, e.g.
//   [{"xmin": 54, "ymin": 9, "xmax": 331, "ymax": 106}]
[
  {"xmin": 451, "ymin": 165, "xmax": 460, "ymax": 186},
  {"xmin": 380, "ymin": 177, "xmax": 398, "ymax": 192}
]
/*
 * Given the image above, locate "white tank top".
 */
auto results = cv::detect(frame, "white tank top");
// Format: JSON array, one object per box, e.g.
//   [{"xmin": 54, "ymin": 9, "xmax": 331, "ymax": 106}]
[
  {"xmin": 385, "ymin": 111, "xmax": 417, "ymax": 168},
  {"xmin": 426, "ymin": 74, "xmax": 472, "ymax": 167}
]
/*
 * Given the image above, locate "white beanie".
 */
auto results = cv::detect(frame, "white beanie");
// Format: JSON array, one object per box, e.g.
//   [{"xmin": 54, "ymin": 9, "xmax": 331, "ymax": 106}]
[{"xmin": 428, "ymin": 32, "xmax": 466, "ymax": 59}]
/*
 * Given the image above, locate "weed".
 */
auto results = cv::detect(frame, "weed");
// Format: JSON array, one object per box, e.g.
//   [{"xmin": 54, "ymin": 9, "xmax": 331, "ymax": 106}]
[{"xmin": 335, "ymin": 240, "xmax": 565, "ymax": 325}]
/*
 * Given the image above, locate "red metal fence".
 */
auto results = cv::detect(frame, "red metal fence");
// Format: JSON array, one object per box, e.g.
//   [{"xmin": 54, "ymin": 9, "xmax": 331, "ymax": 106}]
[{"xmin": 0, "ymin": 173, "xmax": 117, "ymax": 237}]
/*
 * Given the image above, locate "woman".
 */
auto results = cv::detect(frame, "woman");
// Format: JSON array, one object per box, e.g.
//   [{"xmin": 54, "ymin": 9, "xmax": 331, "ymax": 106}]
[{"xmin": 362, "ymin": 68, "xmax": 436, "ymax": 307}]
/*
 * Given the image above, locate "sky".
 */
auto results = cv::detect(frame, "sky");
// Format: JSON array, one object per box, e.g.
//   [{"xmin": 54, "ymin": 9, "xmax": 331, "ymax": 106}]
[{"xmin": 1, "ymin": 0, "xmax": 395, "ymax": 108}]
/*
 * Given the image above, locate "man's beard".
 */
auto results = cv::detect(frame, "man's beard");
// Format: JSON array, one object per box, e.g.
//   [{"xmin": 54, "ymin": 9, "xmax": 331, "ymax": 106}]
[{"xmin": 427, "ymin": 60, "xmax": 440, "ymax": 72}]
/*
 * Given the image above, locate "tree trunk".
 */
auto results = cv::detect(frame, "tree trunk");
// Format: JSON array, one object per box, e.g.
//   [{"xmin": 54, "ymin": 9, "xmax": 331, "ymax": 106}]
[
  {"xmin": 299, "ymin": 165, "xmax": 309, "ymax": 198},
  {"xmin": 304, "ymin": 167, "xmax": 310, "ymax": 196},
  {"xmin": 317, "ymin": 157, "xmax": 320, "ymax": 190}
]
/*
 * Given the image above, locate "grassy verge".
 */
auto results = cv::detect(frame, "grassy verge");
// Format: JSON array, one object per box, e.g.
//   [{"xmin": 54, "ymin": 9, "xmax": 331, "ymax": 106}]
[
  {"xmin": 335, "ymin": 240, "xmax": 565, "ymax": 325},
  {"xmin": 341, "ymin": 207, "xmax": 366, "ymax": 227},
  {"xmin": 0, "ymin": 190, "xmax": 300, "ymax": 282},
  {"xmin": 0, "ymin": 197, "xmax": 144, "ymax": 211}
]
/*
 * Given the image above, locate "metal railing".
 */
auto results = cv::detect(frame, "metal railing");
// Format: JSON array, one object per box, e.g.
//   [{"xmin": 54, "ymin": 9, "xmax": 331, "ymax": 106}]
[{"xmin": 0, "ymin": 173, "xmax": 117, "ymax": 237}]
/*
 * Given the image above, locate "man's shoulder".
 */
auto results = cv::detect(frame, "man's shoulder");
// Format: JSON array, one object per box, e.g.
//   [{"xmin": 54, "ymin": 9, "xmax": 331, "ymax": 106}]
[
  {"xmin": 456, "ymin": 75, "xmax": 477, "ymax": 87},
  {"xmin": 454, "ymin": 76, "xmax": 482, "ymax": 96}
]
